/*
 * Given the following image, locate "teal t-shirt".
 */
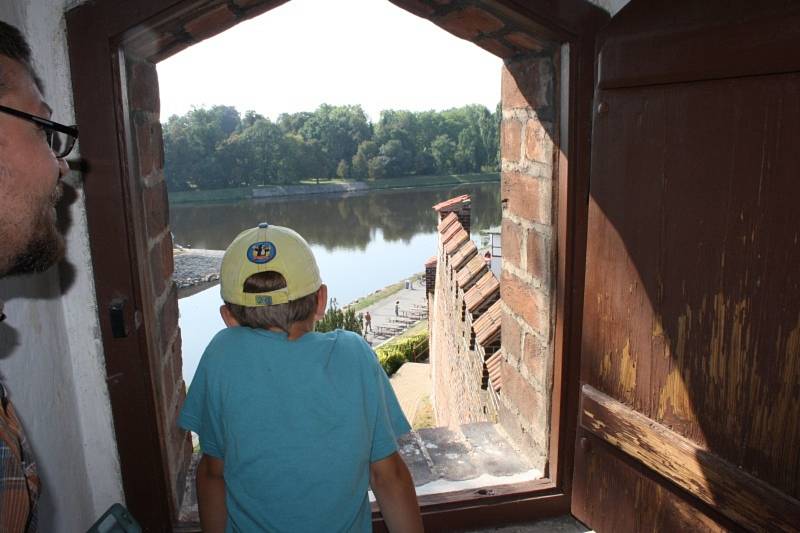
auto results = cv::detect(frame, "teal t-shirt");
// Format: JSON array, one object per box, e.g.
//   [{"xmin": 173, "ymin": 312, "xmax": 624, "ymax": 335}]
[{"xmin": 179, "ymin": 327, "xmax": 411, "ymax": 533}]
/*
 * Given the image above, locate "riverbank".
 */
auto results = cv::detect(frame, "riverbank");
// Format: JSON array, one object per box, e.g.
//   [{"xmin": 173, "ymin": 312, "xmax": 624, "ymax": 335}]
[{"xmin": 168, "ymin": 172, "xmax": 498, "ymax": 204}]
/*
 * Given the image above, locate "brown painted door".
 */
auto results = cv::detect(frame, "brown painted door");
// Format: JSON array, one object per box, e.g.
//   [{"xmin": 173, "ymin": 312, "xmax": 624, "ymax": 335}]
[{"xmin": 572, "ymin": 1, "xmax": 800, "ymax": 531}]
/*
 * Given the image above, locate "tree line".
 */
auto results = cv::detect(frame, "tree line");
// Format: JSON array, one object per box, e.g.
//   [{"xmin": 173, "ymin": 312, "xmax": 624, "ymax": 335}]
[{"xmin": 162, "ymin": 103, "xmax": 500, "ymax": 191}]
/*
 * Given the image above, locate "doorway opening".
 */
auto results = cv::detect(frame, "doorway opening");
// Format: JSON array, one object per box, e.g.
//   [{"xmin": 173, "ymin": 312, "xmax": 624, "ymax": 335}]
[{"xmin": 66, "ymin": 0, "xmax": 607, "ymax": 529}]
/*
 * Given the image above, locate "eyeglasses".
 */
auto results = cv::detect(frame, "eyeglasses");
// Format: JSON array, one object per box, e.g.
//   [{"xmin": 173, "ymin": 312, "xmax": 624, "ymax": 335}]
[{"xmin": 0, "ymin": 104, "xmax": 79, "ymax": 158}]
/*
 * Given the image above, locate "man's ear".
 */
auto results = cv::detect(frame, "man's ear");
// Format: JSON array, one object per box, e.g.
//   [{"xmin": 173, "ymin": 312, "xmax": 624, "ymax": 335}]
[
  {"xmin": 219, "ymin": 304, "xmax": 240, "ymax": 327},
  {"xmin": 315, "ymin": 284, "xmax": 328, "ymax": 320}
]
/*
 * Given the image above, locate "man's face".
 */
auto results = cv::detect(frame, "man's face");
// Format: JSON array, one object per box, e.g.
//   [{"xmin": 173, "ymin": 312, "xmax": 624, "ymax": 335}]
[{"xmin": 0, "ymin": 56, "xmax": 68, "ymax": 277}]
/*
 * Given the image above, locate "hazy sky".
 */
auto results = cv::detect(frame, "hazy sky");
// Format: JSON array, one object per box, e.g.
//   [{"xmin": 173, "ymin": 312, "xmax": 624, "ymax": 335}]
[{"xmin": 156, "ymin": 0, "xmax": 503, "ymax": 122}]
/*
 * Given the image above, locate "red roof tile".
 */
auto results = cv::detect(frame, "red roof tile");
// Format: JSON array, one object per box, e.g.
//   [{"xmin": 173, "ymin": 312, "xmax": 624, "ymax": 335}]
[
  {"xmin": 440, "ymin": 219, "xmax": 463, "ymax": 243},
  {"xmin": 432, "ymin": 194, "xmax": 471, "ymax": 212},
  {"xmin": 444, "ymin": 229, "xmax": 469, "ymax": 254},
  {"xmin": 424, "ymin": 255, "xmax": 437, "ymax": 268},
  {"xmin": 486, "ymin": 350, "xmax": 503, "ymax": 392},
  {"xmin": 456, "ymin": 254, "xmax": 487, "ymax": 289},
  {"xmin": 451, "ymin": 240, "xmax": 477, "ymax": 271},
  {"xmin": 474, "ymin": 300, "xmax": 502, "ymax": 346},
  {"xmin": 437, "ymin": 212, "xmax": 458, "ymax": 233},
  {"xmin": 464, "ymin": 271, "xmax": 500, "ymax": 312}
]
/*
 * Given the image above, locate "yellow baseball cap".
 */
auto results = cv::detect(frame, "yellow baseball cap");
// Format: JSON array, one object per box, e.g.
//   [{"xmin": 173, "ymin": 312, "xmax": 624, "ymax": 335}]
[{"xmin": 220, "ymin": 222, "xmax": 322, "ymax": 306}]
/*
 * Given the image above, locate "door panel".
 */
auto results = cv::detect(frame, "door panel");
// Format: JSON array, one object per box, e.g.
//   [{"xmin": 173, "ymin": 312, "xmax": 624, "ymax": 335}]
[{"xmin": 573, "ymin": 1, "xmax": 800, "ymax": 530}]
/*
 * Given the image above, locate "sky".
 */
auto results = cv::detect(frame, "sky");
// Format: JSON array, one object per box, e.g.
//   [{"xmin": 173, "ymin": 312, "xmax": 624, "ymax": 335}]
[{"xmin": 156, "ymin": 0, "xmax": 503, "ymax": 123}]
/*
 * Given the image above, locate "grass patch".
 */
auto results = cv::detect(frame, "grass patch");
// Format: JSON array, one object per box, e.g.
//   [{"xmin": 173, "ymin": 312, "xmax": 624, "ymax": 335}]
[
  {"xmin": 348, "ymin": 273, "xmax": 424, "ymax": 312},
  {"xmin": 412, "ymin": 395, "xmax": 436, "ymax": 430}
]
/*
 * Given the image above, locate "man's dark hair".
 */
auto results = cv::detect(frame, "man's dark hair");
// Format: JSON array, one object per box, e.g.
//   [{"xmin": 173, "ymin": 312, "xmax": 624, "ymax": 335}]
[
  {"xmin": 225, "ymin": 271, "xmax": 319, "ymax": 332},
  {"xmin": 0, "ymin": 21, "xmax": 43, "ymax": 95}
]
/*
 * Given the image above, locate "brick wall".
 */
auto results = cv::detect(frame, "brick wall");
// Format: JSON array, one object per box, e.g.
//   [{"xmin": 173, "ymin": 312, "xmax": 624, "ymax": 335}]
[
  {"xmin": 127, "ymin": 57, "xmax": 192, "ymax": 513},
  {"xmin": 497, "ymin": 51, "xmax": 558, "ymax": 469},
  {"xmin": 429, "ymin": 204, "xmax": 501, "ymax": 428}
]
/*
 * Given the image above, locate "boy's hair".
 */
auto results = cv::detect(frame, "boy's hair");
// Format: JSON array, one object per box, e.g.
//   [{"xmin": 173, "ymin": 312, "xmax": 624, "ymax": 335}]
[
  {"xmin": 226, "ymin": 271, "xmax": 318, "ymax": 332},
  {"xmin": 0, "ymin": 21, "xmax": 43, "ymax": 95}
]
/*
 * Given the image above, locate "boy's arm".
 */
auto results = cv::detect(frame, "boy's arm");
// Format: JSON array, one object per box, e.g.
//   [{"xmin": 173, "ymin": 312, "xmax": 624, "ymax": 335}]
[
  {"xmin": 196, "ymin": 454, "xmax": 227, "ymax": 533},
  {"xmin": 370, "ymin": 452, "xmax": 423, "ymax": 533}
]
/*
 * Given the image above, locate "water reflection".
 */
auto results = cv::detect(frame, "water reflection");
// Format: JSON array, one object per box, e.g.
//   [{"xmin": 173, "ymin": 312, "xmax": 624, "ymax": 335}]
[{"xmin": 170, "ymin": 182, "xmax": 501, "ymax": 251}]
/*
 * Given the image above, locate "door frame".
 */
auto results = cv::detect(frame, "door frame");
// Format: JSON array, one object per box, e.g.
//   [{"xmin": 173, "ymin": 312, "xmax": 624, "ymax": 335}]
[{"xmin": 66, "ymin": 0, "xmax": 607, "ymax": 529}]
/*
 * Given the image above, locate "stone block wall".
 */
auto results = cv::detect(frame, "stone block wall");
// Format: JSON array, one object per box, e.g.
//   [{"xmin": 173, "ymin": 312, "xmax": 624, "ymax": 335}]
[
  {"xmin": 127, "ymin": 57, "xmax": 192, "ymax": 513},
  {"xmin": 497, "ymin": 51, "xmax": 558, "ymax": 469}
]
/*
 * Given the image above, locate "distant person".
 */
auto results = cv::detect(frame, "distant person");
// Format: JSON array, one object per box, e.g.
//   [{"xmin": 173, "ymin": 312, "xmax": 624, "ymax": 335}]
[
  {"xmin": 364, "ymin": 311, "xmax": 372, "ymax": 333},
  {"xmin": 395, "ymin": 300, "xmax": 400, "ymax": 317},
  {"xmin": 180, "ymin": 223, "xmax": 422, "ymax": 533},
  {"xmin": 484, "ymin": 250, "xmax": 492, "ymax": 267}
]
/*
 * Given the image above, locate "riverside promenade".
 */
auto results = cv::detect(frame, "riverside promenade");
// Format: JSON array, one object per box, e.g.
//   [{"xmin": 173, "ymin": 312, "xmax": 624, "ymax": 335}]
[{"xmin": 354, "ymin": 279, "xmax": 427, "ymax": 347}]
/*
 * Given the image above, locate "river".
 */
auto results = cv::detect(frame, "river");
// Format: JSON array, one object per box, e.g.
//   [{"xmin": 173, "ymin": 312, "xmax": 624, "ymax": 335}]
[{"xmin": 172, "ymin": 182, "xmax": 500, "ymax": 383}]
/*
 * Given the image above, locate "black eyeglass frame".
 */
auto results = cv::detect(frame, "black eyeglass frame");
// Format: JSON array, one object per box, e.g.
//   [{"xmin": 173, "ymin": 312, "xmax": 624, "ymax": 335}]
[{"xmin": 0, "ymin": 104, "xmax": 79, "ymax": 158}]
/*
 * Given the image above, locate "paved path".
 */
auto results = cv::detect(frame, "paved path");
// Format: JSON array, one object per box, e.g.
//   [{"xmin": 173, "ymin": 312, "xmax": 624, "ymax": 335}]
[{"xmin": 358, "ymin": 279, "xmax": 428, "ymax": 346}]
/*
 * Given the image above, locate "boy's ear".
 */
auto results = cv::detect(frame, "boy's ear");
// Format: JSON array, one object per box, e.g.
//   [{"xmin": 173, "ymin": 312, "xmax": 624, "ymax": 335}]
[
  {"xmin": 219, "ymin": 304, "xmax": 240, "ymax": 327},
  {"xmin": 315, "ymin": 284, "xmax": 328, "ymax": 320}
]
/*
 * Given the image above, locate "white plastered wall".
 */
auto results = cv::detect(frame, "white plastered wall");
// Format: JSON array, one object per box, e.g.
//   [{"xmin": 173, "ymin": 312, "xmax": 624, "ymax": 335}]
[{"xmin": 0, "ymin": 1, "xmax": 124, "ymax": 531}]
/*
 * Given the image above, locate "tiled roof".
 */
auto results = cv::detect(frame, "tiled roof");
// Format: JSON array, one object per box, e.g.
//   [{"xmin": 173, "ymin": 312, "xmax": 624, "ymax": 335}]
[
  {"xmin": 451, "ymin": 240, "xmax": 477, "ymax": 271},
  {"xmin": 474, "ymin": 300, "xmax": 502, "ymax": 346},
  {"xmin": 424, "ymin": 255, "xmax": 437, "ymax": 268},
  {"xmin": 437, "ymin": 212, "xmax": 458, "ymax": 233},
  {"xmin": 486, "ymin": 350, "xmax": 503, "ymax": 392},
  {"xmin": 440, "ymin": 219, "xmax": 463, "ymax": 243},
  {"xmin": 432, "ymin": 194, "xmax": 471, "ymax": 212},
  {"xmin": 456, "ymin": 254, "xmax": 487, "ymax": 289},
  {"xmin": 464, "ymin": 271, "xmax": 500, "ymax": 312},
  {"xmin": 444, "ymin": 228, "xmax": 469, "ymax": 254}
]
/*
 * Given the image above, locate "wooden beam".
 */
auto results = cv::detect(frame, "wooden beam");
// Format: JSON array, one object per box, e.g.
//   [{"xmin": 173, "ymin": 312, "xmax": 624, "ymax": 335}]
[{"xmin": 580, "ymin": 385, "xmax": 800, "ymax": 532}]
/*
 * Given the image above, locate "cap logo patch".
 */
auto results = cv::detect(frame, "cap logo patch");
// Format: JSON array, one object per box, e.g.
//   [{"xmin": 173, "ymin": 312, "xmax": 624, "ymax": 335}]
[
  {"xmin": 255, "ymin": 295, "xmax": 273, "ymax": 305},
  {"xmin": 247, "ymin": 241, "xmax": 276, "ymax": 264}
]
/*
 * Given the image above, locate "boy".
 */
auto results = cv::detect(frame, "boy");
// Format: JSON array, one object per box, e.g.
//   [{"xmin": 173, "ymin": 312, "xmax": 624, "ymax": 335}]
[{"xmin": 179, "ymin": 222, "xmax": 423, "ymax": 533}]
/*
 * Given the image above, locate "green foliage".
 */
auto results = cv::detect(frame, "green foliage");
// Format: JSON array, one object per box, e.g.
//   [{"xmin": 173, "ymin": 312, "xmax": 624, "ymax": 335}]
[
  {"xmin": 375, "ymin": 331, "xmax": 429, "ymax": 376},
  {"xmin": 315, "ymin": 304, "xmax": 363, "ymax": 335},
  {"xmin": 163, "ymin": 103, "xmax": 500, "ymax": 192}
]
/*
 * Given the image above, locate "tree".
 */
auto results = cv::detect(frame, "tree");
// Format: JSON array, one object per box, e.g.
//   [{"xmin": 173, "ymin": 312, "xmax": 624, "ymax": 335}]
[
  {"xmin": 367, "ymin": 156, "xmax": 391, "ymax": 180},
  {"xmin": 431, "ymin": 134, "xmax": 456, "ymax": 174},
  {"xmin": 351, "ymin": 152, "xmax": 368, "ymax": 181},
  {"xmin": 336, "ymin": 159, "xmax": 350, "ymax": 180}
]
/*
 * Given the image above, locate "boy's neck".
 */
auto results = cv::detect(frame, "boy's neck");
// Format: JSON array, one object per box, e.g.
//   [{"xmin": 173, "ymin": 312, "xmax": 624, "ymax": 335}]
[{"xmin": 269, "ymin": 317, "xmax": 316, "ymax": 341}]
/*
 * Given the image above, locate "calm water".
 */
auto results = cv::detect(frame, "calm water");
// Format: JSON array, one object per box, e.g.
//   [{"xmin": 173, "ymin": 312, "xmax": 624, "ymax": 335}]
[{"xmin": 172, "ymin": 182, "xmax": 500, "ymax": 383}]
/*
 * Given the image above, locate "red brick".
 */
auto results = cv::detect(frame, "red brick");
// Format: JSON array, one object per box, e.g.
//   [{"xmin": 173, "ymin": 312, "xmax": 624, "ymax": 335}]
[
  {"xmin": 501, "ymin": 310, "xmax": 522, "ymax": 364},
  {"xmin": 501, "ymin": 120, "xmax": 521, "ymax": 163},
  {"xmin": 500, "ymin": 360, "xmax": 542, "ymax": 425},
  {"xmin": 170, "ymin": 328, "xmax": 184, "ymax": 387},
  {"xmin": 525, "ymin": 118, "xmax": 552, "ymax": 164},
  {"xmin": 144, "ymin": 180, "xmax": 169, "ymax": 239},
  {"xmin": 149, "ymin": 232, "xmax": 173, "ymax": 296},
  {"xmin": 501, "ymin": 270, "xmax": 549, "ymax": 337},
  {"xmin": 476, "ymin": 37, "xmax": 515, "ymax": 59},
  {"xmin": 502, "ymin": 59, "xmax": 552, "ymax": 110},
  {"xmin": 159, "ymin": 283, "xmax": 179, "ymax": 353},
  {"xmin": 128, "ymin": 59, "xmax": 160, "ymax": 114},
  {"xmin": 387, "ymin": 0, "xmax": 436, "ymax": 17},
  {"xmin": 501, "ymin": 172, "xmax": 552, "ymax": 225},
  {"xmin": 522, "ymin": 332, "xmax": 547, "ymax": 384},
  {"xmin": 501, "ymin": 217, "xmax": 522, "ymax": 270},
  {"xmin": 506, "ymin": 32, "xmax": 545, "ymax": 52},
  {"xmin": 134, "ymin": 113, "xmax": 164, "ymax": 178},
  {"xmin": 437, "ymin": 6, "xmax": 504, "ymax": 41},
  {"xmin": 185, "ymin": 4, "xmax": 238, "ymax": 41},
  {"xmin": 525, "ymin": 227, "xmax": 549, "ymax": 281}
]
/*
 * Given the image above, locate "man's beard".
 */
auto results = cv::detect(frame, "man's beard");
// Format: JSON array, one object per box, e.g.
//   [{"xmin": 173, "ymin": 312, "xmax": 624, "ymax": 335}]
[{"xmin": 6, "ymin": 185, "xmax": 66, "ymax": 275}]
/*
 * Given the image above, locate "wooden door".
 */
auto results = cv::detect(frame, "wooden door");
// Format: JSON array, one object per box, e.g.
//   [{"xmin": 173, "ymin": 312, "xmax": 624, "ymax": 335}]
[{"xmin": 572, "ymin": 1, "xmax": 800, "ymax": 530}]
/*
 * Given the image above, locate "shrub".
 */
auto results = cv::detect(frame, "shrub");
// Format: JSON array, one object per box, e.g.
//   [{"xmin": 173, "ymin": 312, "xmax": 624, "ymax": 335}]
[
  {"xmin": 375, "ymin": 331, "xmax": 428, "ymax": 376},
  {"xmin": 316, "ymin": 305, "xmax": 362, "ymax": 335}
]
